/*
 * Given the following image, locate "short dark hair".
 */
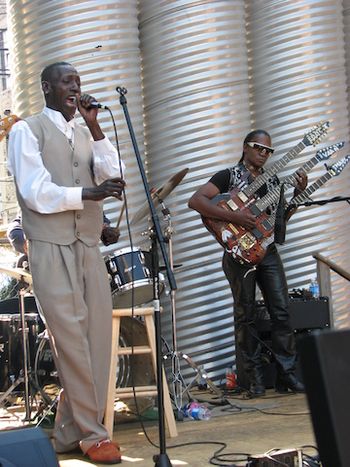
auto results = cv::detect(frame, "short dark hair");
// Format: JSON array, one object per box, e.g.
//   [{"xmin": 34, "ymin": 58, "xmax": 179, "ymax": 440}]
[
  {"xmin": 243, "ymin": 129, "xmax": 270, "ymax": 145},
  {"xmin": 41, "ymin": 62, "xmax": 73, "ymax": 83}
]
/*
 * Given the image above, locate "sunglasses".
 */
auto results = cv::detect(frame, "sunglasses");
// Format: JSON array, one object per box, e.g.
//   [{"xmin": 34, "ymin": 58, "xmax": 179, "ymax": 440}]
[{"xmin": 246, "ymin": 141, "xmax": 275, "ymax": 155}]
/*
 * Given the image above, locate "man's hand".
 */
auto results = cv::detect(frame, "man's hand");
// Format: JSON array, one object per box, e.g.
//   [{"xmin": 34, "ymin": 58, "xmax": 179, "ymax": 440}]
[
  {"xmin": 293, "ymin": 170, "xmax": 308, "ymax": 195},
  {"xmin": 232, "ymin": 210, "xmax": 257, "ymax": 230},
  {"xmin": 101, "ymin": 226, "xmax": 121, "ymax": 246},
  {"xmin": 77, "ymin": 93, "xmax": 104, "ymax": 140},
  {"xmin": 82, "ymin": 177, "xmax": 126, "ymax": 201}
]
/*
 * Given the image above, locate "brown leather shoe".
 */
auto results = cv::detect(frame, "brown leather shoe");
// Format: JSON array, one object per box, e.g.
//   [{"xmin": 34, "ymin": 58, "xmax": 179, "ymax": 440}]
[{"xmin": 85, "ymin": 439, "xmax": 122, "ymax": 464}]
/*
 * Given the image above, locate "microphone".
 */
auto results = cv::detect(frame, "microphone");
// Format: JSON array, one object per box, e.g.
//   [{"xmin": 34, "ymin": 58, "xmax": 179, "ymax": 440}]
[
  {"xmin": 79, "ymin": 97, "xmax": 108, "ymax": 110},
  {"xmin": 88, "ymin": 99, "xmax": 108, "ymax": 110}
]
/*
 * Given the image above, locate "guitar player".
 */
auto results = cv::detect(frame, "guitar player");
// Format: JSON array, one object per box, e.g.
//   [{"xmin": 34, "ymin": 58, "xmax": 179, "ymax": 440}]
[{"xmin": 188, "ymin": 129, "xmax": 307, "ymax": 397}]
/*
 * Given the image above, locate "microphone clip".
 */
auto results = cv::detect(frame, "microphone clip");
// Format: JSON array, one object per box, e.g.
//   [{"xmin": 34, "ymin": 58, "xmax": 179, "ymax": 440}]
[{"xmin": 116, "ymin": 86, "xmax": 127, "ymax": 96}]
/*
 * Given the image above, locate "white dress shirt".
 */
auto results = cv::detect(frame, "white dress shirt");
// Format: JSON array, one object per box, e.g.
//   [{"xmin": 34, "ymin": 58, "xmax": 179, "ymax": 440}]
[{"xmin": 7, "ymin": 107, "xmax": 125, "ymax": 214}]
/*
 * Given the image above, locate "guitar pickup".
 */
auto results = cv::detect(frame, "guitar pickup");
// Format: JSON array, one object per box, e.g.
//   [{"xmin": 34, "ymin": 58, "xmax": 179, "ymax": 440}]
[
  {"xmin": 249, "ymin": 205, "xmax": 262, "ymax": 217},
  {"xmin": 252, "ymin": 228, "xmax": 263, "ymax": 239},
  {"xmin": 237, "ymin": 192, "xmax": 248, "ymax": 203},
  {"xmin": 227, "ymin": 199, "xmax": 239, "ymax": 211},
  {"xmin": 261, "ymin": 219, "xmax": 273, "ymax": 231}
]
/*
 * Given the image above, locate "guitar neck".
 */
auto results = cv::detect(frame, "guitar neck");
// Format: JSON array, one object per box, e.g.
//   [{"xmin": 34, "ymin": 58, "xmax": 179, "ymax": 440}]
[
  {"xmin": 282, "ymin": 153, "xmax": 322, "ymax": 187},
  {"xmin": 292, "ymin": 172, "xmax": 332, "ymax": 205}
]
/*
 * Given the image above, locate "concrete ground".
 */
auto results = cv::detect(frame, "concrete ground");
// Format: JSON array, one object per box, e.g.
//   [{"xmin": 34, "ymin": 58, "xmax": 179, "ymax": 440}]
[{"xmin": 55, "ymin": 389, "xmax": 318, "ymax": 466}]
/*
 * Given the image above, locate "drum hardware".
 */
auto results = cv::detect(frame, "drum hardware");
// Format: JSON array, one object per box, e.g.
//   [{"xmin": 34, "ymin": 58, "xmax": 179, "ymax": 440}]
[
  {"xmin": 158, "ymin": 198, "xmax": 226, "ymax": 415},
  {"xmin": 129, "ymin": 166, "xmax": 223, "ymax": 415},
  {"xmin": 149, "ymin": 201, "xmax": 224, "ymax": 420},
  {"xmin": 130, "ymin": 168, "xmax": 189, "ymax": 226},
  {"xmin": 0, "ymin": 265, "xmax": 33, "ymax": 286},
  {"xmin": 0, "ymin": 287, "xmax": 44, "ymax": 422}
]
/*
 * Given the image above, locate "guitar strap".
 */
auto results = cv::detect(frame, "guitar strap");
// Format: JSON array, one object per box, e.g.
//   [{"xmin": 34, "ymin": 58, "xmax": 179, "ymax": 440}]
[{"xmin": 274, "ymin": 183, "xmax": 287, "ymax": 244}]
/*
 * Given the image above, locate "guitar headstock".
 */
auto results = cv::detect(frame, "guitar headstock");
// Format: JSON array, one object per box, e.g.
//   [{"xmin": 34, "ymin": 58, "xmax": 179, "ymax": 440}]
[
  {"xmin": 0, "ymin": 114, "xmax": 21, "ymax": 142},
  {"xmin": 302, "ymin": 121, "xmax": 330, "ymax": 147},
  {"xmin": 316, "ymin": 141, "xmax": 345, "ymax": 161},
  {"xmin": 327, "ymin": 154, "xmax": 350, "ymax": 177}
]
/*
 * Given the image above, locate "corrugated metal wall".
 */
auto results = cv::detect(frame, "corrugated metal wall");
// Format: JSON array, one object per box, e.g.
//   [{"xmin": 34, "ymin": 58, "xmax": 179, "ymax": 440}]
[{"xmin": 7, "ymin": 0, "xmax": 350, "ymax": 383}]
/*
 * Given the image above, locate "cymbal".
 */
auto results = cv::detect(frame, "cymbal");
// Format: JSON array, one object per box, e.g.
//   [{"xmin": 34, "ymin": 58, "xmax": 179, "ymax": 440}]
[
  {"xmin": 0, "ymin": 265, "xmax": 32, "ymax": 285},
  {"xmin": 131, "ymin": 168, "xmax": 189, "ymax": 225}
]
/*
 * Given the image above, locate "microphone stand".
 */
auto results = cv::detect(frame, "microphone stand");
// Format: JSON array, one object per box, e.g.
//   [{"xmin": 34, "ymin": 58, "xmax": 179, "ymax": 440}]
[
  {"xmin": 116, "ymin": 86, "xmax": 176, "ymax": 467},
  {"xmin": 289, "ymin": 195, "xmax": 350, "ymax": 208}
]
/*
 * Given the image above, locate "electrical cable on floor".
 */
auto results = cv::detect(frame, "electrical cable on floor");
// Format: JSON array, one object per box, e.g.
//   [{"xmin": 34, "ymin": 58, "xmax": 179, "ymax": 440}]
[
  {"xmin": 167, "ymin": 440, "xmax": 250, "ymax": 467},
  {"xmin": 254, "ymin": 407, "xmax": 310, "ymax": 416}
]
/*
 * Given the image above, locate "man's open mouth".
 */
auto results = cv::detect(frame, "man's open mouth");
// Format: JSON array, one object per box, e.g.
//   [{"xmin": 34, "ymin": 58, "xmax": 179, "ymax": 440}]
[{"xmin": 66, "ymin": 96, "xmax": 77, "ymax": 105}]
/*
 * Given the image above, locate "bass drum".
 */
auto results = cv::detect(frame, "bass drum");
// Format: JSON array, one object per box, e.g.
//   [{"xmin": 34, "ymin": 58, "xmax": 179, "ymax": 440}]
[
  {"xmin": 34, "ymin": 317, "xmax": 155, "ymax": 405},
  {"xmin": 0, "ymin": 312, "xmax": 41, "ymax": 392}
]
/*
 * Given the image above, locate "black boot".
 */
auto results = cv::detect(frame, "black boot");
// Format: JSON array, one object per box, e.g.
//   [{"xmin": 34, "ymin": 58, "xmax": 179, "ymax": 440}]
[
  {"xmin": 271, "ymin": 323, "xmax": 304, "ymax": 393},
  {"xmin": 275, "ymin": 373, "xmax": 305, "ymax": 393},
  {"xmin": 236, "ymin": 324, "xmax": 266, "ymax": 397},
  {"xmin": 248, "ymin": 363, "xmax": 266, "ymax": 397}
]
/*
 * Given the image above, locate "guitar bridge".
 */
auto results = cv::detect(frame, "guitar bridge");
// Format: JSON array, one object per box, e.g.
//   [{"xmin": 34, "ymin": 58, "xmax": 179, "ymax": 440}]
[{"xmin": 239, "ymin": 233, "xmax": 256, "ymax": 250}]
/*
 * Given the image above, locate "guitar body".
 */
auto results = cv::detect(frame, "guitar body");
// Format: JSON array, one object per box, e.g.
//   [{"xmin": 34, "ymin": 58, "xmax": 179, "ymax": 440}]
[
  {"xmin": 0, "ymin": 114, "xmax": 21, "ymax": 141},
  {"xmin": 202, "ymin": 192, "xmax": 274, "ymax": 265}
]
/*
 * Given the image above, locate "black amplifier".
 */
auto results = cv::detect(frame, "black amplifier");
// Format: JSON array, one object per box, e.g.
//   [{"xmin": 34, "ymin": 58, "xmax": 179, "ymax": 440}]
[
  {"xmin": 236, "ymin": 297, "xmax": 330, "ymax": 389},
  {"xmin": 255, "ymin": 297, "xmax": 330, "ymax": 332}
]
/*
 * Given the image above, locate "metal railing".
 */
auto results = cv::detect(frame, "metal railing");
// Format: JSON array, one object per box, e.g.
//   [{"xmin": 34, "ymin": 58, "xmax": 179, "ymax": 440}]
[{"xmin": 313, "ymin": 253, "xmax": 350, "ymax": 328}]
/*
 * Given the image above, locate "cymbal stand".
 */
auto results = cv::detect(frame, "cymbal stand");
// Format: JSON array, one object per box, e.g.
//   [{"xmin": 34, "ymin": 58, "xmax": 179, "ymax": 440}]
[
  {"xmin": 160, "ymin": 202, "xmax": 183, "ymax": 416},
  {"xmin": 160, "ymin": 202, "xmax": 225, "ymax": 414},
  {"xmin": 0, "ymin": 284, "xmax": 44, "ymax": 421}
]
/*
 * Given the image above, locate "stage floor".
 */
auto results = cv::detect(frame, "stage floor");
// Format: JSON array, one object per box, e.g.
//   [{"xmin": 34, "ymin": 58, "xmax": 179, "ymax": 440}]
[
  {"xmin": 0, "ymin": 388, "xmax": 318, "ymax": 466},
  {"xmin": 0, "ymin": 389, "xmax": 317, "ymax": 467}
]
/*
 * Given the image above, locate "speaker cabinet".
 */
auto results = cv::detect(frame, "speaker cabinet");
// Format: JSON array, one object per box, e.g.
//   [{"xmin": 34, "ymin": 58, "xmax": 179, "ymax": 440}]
[
  {"xmin": 236, "ymin": 298, "xmax": 330, "ymax": 389},
  {"xmin": 0, "ymin": 427, "xmax": 58, "ymax": 467},
  {"xmin": 298, "ymin": 329, "xmax": 350, "ymax": 467}
]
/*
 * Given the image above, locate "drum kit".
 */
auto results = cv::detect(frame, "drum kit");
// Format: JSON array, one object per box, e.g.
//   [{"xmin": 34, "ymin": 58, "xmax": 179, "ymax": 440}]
[
  {"xmin": 0, "ymin": 273, "xmax": 154, "ymax": 424},
  {"xmin": 0, "ymin": 168, "xmax": 222, "ymax": 424}
]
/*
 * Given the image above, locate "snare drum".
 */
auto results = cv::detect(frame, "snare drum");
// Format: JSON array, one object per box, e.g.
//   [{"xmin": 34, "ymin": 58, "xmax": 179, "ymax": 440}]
[
  {"xmin": 0, "ymin": 313, "xmax": 40, "ymax": 391},
  {"xmin": 105, "ymin": 247, "xmax": 164, "ymax": 307}
]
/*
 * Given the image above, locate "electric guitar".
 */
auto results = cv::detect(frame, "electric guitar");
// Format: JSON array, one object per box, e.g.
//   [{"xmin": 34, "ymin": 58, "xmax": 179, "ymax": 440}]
[
  {"xmin": 201, "ymin": 121, "xmax": 330, "ymax": 262},
  {"xmin": 203, "ymin": 142, "xmax": 343, "ymax": 265},
  {"xmin": 0, "ymin": 114, "xmax": 21, "ymax": 141}
]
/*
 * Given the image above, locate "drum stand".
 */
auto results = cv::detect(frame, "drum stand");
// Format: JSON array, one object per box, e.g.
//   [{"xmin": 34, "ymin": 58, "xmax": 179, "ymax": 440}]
[
  {"xmin": 0, "ymin": 285, "xmax": 47, "ymax": 422},
  {"xmin": 161, "ymin": 204, "xmax": 225, "ymax": 417}
]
